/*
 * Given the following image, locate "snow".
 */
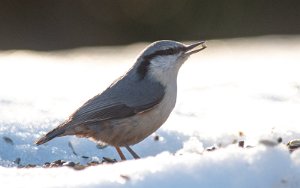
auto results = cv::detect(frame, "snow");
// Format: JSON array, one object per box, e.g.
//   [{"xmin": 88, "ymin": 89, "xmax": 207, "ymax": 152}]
[{"xmin": 1, "ymin": 36, "xmax": 300, "ymax": 187}]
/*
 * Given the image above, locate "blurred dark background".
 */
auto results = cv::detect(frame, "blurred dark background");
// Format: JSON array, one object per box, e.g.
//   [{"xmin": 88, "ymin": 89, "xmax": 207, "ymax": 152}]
[{"xmin": 0, "ymin": 0, "xmax": 299, "ymax": 50}]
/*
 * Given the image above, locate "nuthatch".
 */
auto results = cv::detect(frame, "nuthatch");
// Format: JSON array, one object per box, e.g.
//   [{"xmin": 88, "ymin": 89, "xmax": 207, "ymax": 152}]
[{"xmin": 36, "ymin": 40, "xmax": 207, "ymax": 160}]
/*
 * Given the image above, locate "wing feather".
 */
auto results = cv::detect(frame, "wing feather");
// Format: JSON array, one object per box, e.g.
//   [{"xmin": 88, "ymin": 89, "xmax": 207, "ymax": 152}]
[{"xmin": 65, "ymin": 73, "xmax": 165, "ymax": 127}]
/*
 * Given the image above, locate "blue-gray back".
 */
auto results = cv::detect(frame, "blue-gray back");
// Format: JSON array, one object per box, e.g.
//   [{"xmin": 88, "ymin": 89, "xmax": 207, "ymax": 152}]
[{"xmin": 66, "ymin": 68, "xmax": 165, "ymax": 126}]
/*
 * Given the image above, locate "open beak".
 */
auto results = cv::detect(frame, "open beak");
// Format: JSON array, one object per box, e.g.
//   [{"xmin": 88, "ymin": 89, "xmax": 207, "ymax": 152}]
[{"xmin": 184, "ymin": 41, "xmax": 207, "ymax": 56}]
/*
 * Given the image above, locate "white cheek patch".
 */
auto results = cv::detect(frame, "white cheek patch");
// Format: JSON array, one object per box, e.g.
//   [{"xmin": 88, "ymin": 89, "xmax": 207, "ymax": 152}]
[
  {"xmin": 151, "ymin": 55, "xmax": 179, "ymax": 71},
  {"xmin": 147, "ymin": 55, "xmax": 182, "ymax": 86}
]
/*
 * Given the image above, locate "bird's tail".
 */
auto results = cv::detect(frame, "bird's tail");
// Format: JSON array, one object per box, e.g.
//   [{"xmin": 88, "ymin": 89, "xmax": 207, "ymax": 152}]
[{"xmin": 35, "ymin": 126, "xmax": 66, "ymax": 145}]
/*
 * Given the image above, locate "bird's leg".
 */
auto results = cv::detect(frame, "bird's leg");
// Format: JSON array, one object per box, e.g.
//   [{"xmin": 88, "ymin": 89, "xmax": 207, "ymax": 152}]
[
  {"xmin": 125, "ymin": 145, "xmax": 140, "ymax": 159},
  {"xmin": 115, "ymin": 146, "xmax": 126, "ymax": 161}
]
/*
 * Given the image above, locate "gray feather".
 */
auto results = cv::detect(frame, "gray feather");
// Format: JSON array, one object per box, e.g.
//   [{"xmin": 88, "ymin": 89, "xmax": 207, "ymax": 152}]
[
  {"xmin": 66, "ymin": 68, "xmax": 165, "ymax": 127},
  {"xmin": 35, "ymin": 126, "xmax": 65, "ymax": 145}
]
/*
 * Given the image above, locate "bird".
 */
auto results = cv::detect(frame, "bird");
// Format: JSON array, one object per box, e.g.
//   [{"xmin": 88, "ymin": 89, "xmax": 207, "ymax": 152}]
[{"xmin": 36, "ymin": 40, "xmax": 207, "ymax": 160}]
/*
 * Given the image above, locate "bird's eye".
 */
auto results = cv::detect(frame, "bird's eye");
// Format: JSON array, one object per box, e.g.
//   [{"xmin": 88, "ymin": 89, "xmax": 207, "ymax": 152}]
[
  {"xmin": 167, "ymin": 48, "xmax": 174, "ymax": 54},
  {"xmin": 144, "ymin": 47, "xmax": 183, "ymax": 60},
  {"xmin": 165, "ymin": 48, "xmax": 178, "ymax": 55}
]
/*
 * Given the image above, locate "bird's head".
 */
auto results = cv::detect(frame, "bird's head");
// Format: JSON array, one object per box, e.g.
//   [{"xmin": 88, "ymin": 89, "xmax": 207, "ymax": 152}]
[{"xmin": 134, "ymin": 40, "xmax": 206, "ymax": 84}]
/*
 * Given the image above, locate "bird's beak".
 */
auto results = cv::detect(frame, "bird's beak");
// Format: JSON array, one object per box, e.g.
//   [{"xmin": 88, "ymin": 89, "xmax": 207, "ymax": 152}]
[{"xmin": 184, "ymin": 41, "xmax": 207, "ymax": 56}]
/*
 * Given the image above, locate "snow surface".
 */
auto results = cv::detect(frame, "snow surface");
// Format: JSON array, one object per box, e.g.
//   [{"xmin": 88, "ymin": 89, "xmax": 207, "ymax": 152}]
[{"xmin": 1, "ymin": 36, "xmax": 300, "ymax": 187}]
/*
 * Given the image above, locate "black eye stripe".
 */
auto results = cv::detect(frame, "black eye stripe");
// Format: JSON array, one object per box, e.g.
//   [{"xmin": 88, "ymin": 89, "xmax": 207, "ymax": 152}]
[
  {"xmin": 137, "ymin": 59, "xmax": 150, "ymax": 80},
  {"xmin": 136, "ymin": 46, "xmax": 185, "ymax": 80},
  {"xmin": 144, "ymin": 47, "xmax": 185, "ymax": 59}
]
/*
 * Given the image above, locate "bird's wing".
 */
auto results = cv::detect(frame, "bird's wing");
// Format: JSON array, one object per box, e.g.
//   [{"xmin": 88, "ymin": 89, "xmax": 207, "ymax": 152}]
[{"xmin": 65, "ymin": 75, "xmax": 165, "ymax": 127}]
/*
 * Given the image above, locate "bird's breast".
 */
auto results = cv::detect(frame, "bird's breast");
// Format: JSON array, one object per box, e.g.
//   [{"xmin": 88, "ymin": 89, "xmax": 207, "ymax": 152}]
[
  {"xmin": 98, "ymin": 82, "xmax": 177, "ymax": 146},
  {"xmin": 118, "ymin": 83, "xmax": 177, "ymax": 145}
]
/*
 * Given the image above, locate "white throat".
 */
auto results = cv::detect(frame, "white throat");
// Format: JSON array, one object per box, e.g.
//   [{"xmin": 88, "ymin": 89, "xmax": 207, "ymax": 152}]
[{"xmin": 147, "ymin": 55, "xmax": 182, "ymax": 87}]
